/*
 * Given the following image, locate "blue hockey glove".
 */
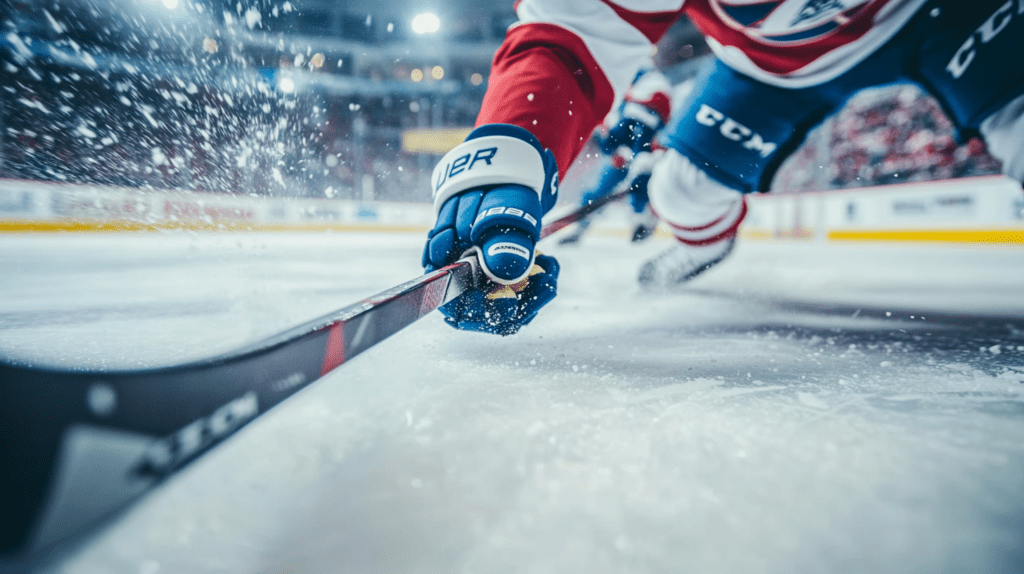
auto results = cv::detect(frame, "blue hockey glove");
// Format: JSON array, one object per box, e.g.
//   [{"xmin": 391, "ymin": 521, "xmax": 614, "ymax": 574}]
[
  {"xmin": 600, "ymin": 117, "xmax": 659, "ymax": 158},
  {"xmin": 422, "ymin": 124, "xmax": 560, "ymax": 335},
  {"xmin": 599, "ymin": 70, "xmax": 671, "ymax": 158}
]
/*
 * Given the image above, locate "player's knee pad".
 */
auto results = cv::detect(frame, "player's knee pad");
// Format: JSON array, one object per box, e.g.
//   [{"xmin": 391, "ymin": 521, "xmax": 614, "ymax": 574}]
[{"xmin": 648, "ymin": 149, "xmax": 747, "ymax": 246}]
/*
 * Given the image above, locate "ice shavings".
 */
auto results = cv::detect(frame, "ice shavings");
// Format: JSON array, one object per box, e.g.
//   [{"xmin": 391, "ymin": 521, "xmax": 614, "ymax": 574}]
[
  {"xmin": 151, "ymin": 148, "xmax": 168, "ymax": 166},
  {"xmin": 18, "ymin": 98, "xmax": 50, "ymax": 114},
  {"xmin": 5, "ymin": 33, "xmax": 33, "ymax": 60},
  {"xmin": 244, "ymin": 8, "xmax": 262, "ymax": 29},
  {"xmin": 76, "ymin": 123, "xmax": 97, "ymax": 139}
]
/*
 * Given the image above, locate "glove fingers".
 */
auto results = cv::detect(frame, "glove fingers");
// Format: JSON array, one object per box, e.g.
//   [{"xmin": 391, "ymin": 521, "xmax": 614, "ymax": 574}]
[
  {"xmin": 440, "ymin": 285, "xmax": 519, "ymax": 335},
  {"xmin": 454, "ymin": 190, "xmax": 483, "ymax": 244},
  {"xmin": 478, "ymin": 228, "xmax": 535, "ymax": 284},
  {"xmin": 440, "ymin": 256, "xmax": 559, "ymax": 336},
  {"xmin": 423, "ymin": 192, "xmax": 482, "ymax": 271},
  {"xmin": 470, "ymin": 184, "xmax": 542, "ymax": 284},
  {"xmin": 513, "ymin": 255, "xmax": 559, "ymax": 326},
  {"xmin": 424, "ymin": 227, "xmax": 458, "ymax": 271}
]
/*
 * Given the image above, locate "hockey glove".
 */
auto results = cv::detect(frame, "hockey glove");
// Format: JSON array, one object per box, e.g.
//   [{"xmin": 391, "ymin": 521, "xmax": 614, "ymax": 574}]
[
  {"xmin": 600, "ymin": 117, "xmax": 658, "ymax": 158},
  {"xmin": 422, "ymin": 124, "xmax": 560, "ymax": 336},
  {"xmin": 599, "ymin": 69, "xmax": 672, "ymax": 159}
]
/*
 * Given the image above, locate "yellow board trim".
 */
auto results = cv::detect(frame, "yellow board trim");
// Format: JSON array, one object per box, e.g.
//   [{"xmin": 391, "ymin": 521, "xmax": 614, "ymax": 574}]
[
  {"xmin": 738, "ymin": 228, "xmax": 773, "ymax": 240},
  {"xmin": 739, "ymin": 227, "xmax": 1024, "ymax": 244},
  {"xmin": 8, "ymin": 220, "xmax": 1020, "ymax": 244},
  {"xmin": 0, "ymin": 219, "xmax": 430, "ymax": 234},
  {"xmin": 827, "ymin": 229, "xmax": 1024, "ymax": 244}
]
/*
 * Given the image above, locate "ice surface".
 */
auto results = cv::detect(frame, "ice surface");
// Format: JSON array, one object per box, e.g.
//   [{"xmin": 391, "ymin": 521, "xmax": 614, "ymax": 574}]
[{"xmin": 2, "ymin": 231, "xmax": 1023, "ymax": 574}]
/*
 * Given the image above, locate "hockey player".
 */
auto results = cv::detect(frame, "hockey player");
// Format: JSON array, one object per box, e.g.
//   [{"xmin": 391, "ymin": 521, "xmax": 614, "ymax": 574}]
[
  {"xmin": 559, "ymin": 68, "xmax": 671, "ymax": 245},
  {"xmin": 422, "ymin": 0, "xmax": 1024, "ymax": 335}
]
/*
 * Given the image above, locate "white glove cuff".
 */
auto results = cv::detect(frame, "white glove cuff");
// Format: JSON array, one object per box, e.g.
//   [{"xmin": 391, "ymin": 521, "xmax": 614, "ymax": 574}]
[
  {"xmin": 432, "ymin": 135, "xmax": 546, "ymax": 215},
  {"xmin": 461, "ymin": 246, "xmax": 537, "ymax": 286}
]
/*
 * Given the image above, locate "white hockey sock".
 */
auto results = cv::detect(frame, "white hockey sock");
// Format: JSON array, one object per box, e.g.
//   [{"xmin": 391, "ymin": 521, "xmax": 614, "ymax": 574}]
[{"xmin": 647, "ymin": 149, "xmax": 747, "ymax": 246}]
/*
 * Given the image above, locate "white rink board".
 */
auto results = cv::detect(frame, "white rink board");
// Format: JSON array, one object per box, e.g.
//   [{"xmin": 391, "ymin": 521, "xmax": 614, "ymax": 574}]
[
  {"xmin": 740, "ymin": 175, "xmax": 1024, "ymax": 242},
  {"xmin": 0, "ymin": 179, "xmax": 434, "ymax": 232},
  {"xmin": 2, "ymin": 176, "xmax": 1022, "ymax": 244}
]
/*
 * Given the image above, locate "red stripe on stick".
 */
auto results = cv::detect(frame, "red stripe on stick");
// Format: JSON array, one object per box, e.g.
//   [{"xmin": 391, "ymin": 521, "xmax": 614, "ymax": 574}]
[
  {"xmin": 321, "ymin": 323, "xmax": 346, "ymax": 375},
  {"xmin": 419, "ymin": 275, "xmax": 449, "ymax": 317}
]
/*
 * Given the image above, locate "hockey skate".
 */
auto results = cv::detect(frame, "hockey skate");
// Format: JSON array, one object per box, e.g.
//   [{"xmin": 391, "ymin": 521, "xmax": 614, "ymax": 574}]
[{"xmin": 637, "ymin": 237, "xmax": 735, "ymax": 288}]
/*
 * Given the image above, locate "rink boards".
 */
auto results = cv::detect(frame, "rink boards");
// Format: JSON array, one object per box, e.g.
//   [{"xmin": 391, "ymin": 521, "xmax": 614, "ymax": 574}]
[
  {"xmin": 0, "ymin": 179, "xmax": 433, "ymax": 234},
  {"xmin": 1, "ymin": 176, "xmax": 1022, "ymax": 245},
  {"xmin": 740, "ymin": 175, "xmax": 1024, "ymax": 245}
]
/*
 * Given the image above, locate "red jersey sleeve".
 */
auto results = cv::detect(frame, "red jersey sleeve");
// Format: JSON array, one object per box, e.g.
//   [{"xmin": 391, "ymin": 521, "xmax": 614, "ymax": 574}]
[
  {"xmin": 477, "ymin": 23, "xmax": 615, "ymax": 177},
  {"xmin": 476, "ymin": 1, "xmax": 686, "ymax": 177}
]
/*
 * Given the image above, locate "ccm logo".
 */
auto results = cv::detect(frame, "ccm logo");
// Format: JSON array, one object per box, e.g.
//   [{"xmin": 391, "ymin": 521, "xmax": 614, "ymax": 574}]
[
  {"xmin": 695, "ymin": 104, "xmax": 777, "ymax": 158},
  {"xmin": 947, "ymin": 0, "xmax": 1024, "ymax": 79},
  {"xmin": 435, "ymin": 146, "xmax": 498, "ymax": 191},
  {"xmin": 474, "ymin": 206, "xmax": 538, "ymax": 227}
]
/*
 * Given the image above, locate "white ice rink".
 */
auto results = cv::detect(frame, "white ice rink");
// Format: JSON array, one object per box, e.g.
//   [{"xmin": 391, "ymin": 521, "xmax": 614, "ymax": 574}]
[{"xmin": 2, "ymin": 230, "xmax": 1024, "ymax": 574}]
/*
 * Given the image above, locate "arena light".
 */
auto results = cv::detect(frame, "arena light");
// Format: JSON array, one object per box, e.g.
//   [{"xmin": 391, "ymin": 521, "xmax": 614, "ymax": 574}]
[
  {"xmin": 410, "ymin": 12, "xmax": 440, "ymax": 34},
  {"xmin": 162, "ymin": 0, "xmax": 178, "ymax": 9},
  {"xmin": 431, "ymin": 66, "xmax": 444, "ymax": 80}
]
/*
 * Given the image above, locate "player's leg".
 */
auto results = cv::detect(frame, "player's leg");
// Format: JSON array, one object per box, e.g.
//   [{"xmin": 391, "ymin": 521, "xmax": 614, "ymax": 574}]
[
  {"xmin": 640, "ymin": 150, "xmax": 745, "ymax": 285},
  {"xmin": 641, "ymin": 59, "xmax": 844, "ymax": 287},
  {"xmin": 910, "ymin": 0, "xmax": 1024, "ymax": 184},
  {"xmin": 628, "ymin": 174, "xmax": 658, "ymax": 242}
]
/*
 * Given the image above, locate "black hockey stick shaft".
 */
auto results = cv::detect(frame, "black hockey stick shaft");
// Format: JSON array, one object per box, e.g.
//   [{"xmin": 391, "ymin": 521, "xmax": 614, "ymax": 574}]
[
  {"xmin": 540, "ymin": 142, "xmax": 638, "ymax": 239},
  {"xmin": 0, "ymin": 195, "xmax": 614, "ymax": 564},
  {"xmin": 0, "ymin": 261, "xmax": 473, "ymax": 563},
  {"xmin": 540, "ymin": 186, "xmax": 632, "ymax": 239}
]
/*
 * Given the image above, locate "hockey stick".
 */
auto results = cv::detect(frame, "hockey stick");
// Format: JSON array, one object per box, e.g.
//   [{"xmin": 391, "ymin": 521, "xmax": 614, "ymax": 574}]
[
  {"xmin": 0, "ymin": 193, "xmax": 622, "ymax": 566},
  {"xmin": 540, "ymin": 186, "xmax": 632, "ymax": 239}
]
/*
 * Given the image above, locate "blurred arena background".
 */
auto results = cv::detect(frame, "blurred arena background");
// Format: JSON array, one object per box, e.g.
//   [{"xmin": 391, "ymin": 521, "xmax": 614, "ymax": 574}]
[
  {"xmin": 3, "ymin": 6, "xmax": 1024, "ymax": 571},
  {"xmin": 1, "ymin": 0, "xmax": 1005, "ymax": 207}
]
